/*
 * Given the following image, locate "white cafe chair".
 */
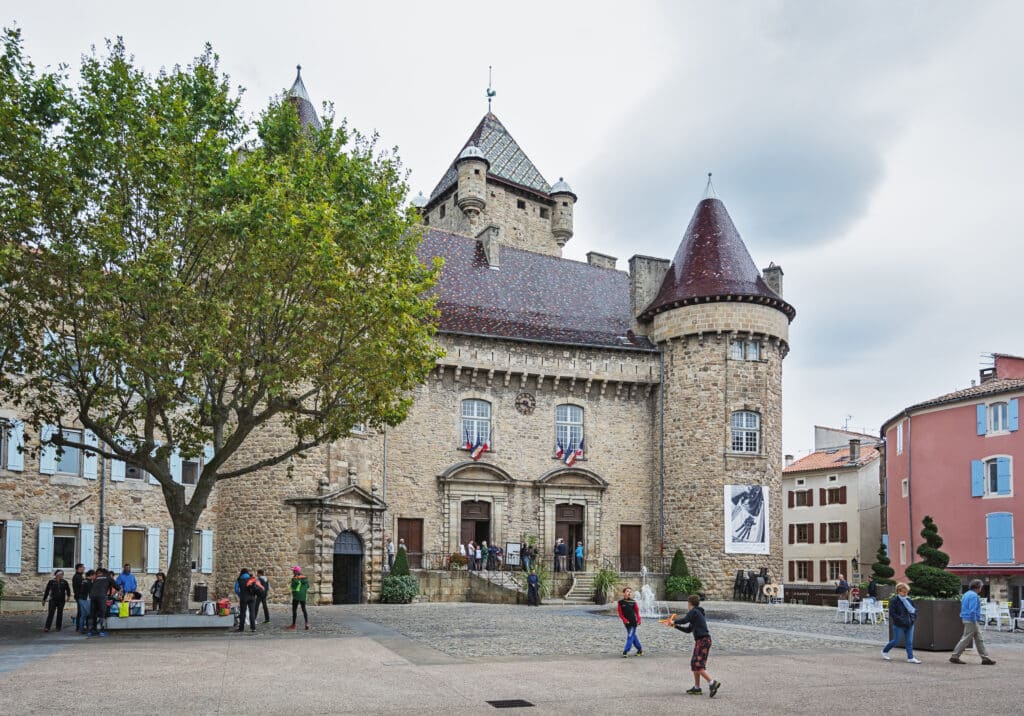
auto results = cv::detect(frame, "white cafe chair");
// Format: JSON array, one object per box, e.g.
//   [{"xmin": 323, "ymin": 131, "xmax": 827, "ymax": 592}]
[{"xmin": 834, "ymin": 599, "xmax": 851, "ymax": 623}]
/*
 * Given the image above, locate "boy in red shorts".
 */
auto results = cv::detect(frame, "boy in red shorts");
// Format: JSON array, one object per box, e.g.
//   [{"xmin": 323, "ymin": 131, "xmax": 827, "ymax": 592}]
[{"xmin": 671, "ymin": 595, "xmax": 721, "ymax": 698}]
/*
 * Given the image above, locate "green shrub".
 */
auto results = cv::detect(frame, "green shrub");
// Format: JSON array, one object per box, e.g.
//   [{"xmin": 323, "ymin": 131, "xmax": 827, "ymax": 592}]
[
  {"xmin": 669, "ymin": 549, "xmax": 690, "ymax": 578},
  {"xmin": 907, "ymin": 515, "xmax": 961, "ymax": 598},
  {"xmin": 391, "ymin": 547, "xmax": 410, "ymax": 577},
  {"xmin": 870, "ymin": 541, "xmax": 896, "ymax": 585},
  {"xmin": 380, "ymin": 575, "xmax": 418, "ymax": 603},
  {"xmin": 533, "ymin": 560, "xmax": 552, "ymax": 599},
  {"xmin": 593, "ymin": 568, "xmax": 620, "ymax": 603},
  {"xmin": 666, "ymin": 574, "xmax": 703, "ymax": 598}
]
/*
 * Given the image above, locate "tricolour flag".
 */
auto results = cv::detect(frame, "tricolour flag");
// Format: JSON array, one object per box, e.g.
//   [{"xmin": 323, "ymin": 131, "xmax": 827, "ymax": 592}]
[
  {"xmin": 471, "ymin": 436, "xmax": 488, "ymax": 461},
  {"xmin": 464, "ymin": 428, "xmax": 473, "ymax": 452},
  {"xmin": 564, "ymin": 438, "xmax": 577, "ymax": 466},
  {"xmin": 555, "ymin": 439, "xmax": 564, "ymax": 459}
]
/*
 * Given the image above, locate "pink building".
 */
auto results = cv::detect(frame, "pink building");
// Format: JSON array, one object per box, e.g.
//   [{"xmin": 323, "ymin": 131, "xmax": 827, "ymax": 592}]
[{"xmin": 882, "ymin": 354, "xmax": 1024, "ymax": 602}]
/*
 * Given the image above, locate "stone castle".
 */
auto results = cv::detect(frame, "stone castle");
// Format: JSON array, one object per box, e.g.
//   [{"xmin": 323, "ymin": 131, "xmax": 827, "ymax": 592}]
[{"xmin": 0, "ymin": 69, "xmax": 794, "ymax": 606}]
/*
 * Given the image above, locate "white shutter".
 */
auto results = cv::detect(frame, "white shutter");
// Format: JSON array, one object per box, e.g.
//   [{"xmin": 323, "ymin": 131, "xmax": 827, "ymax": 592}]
[
  {"xmin": 109, "ymin": 436, "xmax": 126, "ymax": 482},
  {"xmin": 82, "ymin": 430, "xmax": 98, "ymax": 479},
  {"xmin": 200, "ymin": 529, "xmax": 213, "ymax": 573},
  {"xmin": 6, "ymin": 420, "xmax": 24, "ymax": 472},
  {"xmin": 146, "ymin": 527, "xmax": 160, "ymax": 573},
  {"xmin": 37, "ymin": 521, "xmax": 54, "ymax": 573},
  {"xmin": 4, "ymin": 520, "xmax": 22, "ymax": 573},
  {"xmin": 148, "ymin": 441, "xmax": 162, "ymax": 485},
  {"xmin": 166, "ymin": 528, "xmax": 174, "ymax": 569},
  {"xmin": 107, "ymin": 525, "xmax": 123, "ymax": 571},
  {"xmin": 170, "ymin": 446, "xmax": 182, "ymax": 484},
  {"xmin": 39, "ymin": 424, "xmax": 57, "ymax": 474},
  {"xmin": 79, "ymin": 523, "xmax": 95, "ymax": 570}
]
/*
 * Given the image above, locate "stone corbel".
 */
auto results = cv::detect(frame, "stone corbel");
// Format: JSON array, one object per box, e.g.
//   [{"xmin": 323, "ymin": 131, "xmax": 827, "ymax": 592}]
[
  {"xmin": 454, "ymin": 366, "xmax": 462, "ymax": 383},
  {"xmin": 487, "ymin": 369, "xmax": 495, "ymax": 387}
]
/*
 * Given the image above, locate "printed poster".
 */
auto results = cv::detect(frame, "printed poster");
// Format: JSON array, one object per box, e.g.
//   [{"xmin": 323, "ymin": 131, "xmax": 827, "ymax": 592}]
[{"xmin": 724, "ymin": 484, "xmax": 769, "ymax": 554}]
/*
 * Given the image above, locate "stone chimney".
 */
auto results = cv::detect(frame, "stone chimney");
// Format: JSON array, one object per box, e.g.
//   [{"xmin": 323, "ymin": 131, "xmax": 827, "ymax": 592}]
[
  {"xmin": 762, "ymin": 262, "xmax": 784, "ymax": 297},
  {"xmin": 477, "ymin": 225, "xmax": 500, "ymax": 269},
  {"xmin": 586, "ymin": 251, "xmax": 617, "ymax": 270},
  {"xmin": 784, "ymin": 454, "xmax": 794, "ymax": 468},
  {"xmin": 628, "ymin": 255, "xmax": 671, "ymax": 319},
  {"xmin": 849, "ymin": 439, "xmax": 861, "ymax": 463}
]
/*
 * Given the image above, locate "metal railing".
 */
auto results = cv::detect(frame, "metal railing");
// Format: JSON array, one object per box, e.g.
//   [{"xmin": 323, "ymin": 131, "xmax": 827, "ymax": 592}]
[{"xmin": 600, "ymin": 555, "xmax": 671, "ymax": 574}]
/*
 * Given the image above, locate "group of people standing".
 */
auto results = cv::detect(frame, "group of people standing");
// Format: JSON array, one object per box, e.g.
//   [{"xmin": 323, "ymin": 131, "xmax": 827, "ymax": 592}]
[
  {"xmin": 232, "ymin": 566, "xmax": 310, "ymax": 632},
  {"xmin": 41, "ymin": 562, "xmax": 160, "ymax": 637},
  {"xmin": 552, "ymin": 539, "xmax": 584, "ymax": 572},
  {"xmin": 459, "ymin": 541, "xmax": 504, "ymax": 571}
]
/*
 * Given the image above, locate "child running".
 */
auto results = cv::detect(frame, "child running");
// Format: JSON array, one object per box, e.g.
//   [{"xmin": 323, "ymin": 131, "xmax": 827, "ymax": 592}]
[
  {"xmin": 669, "ymin": 595, "xmax": 721, "ymax": 698},
  {"xmin": 287, "ymin": 566, "xmax": 310, "ymax": 630},
  {"xmin": 616, "ymin": 586, "xmax": 643, "ymax": 657}
]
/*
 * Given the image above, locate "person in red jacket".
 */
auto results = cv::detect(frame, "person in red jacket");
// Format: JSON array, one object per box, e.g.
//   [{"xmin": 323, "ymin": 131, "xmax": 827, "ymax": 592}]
[{"xmin": 617, "ymin": 586, "xmax": 643, "ymax": 657}]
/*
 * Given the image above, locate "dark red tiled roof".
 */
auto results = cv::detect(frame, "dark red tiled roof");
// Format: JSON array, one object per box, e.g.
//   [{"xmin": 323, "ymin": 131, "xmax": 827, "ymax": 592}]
[
  {"xmin": 417, "ymin": 229, "xmax": 654, "ymax": 351},
  {"xmin": 881, "ymin": 378, "xmax": 1024, "ymax": 432},
  {"xmin": 640, "ymin": 198, "xmax": 795, "ymax": 321}
]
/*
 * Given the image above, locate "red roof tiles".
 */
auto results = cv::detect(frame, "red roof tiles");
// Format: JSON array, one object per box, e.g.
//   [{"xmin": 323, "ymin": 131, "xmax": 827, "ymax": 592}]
[{"xmin": 783, "ymin": 444, "xmax": 880, "ymax": 474}]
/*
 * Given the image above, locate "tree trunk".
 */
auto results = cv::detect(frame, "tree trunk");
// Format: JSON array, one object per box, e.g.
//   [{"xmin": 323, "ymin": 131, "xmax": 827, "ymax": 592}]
[{"xmin": 162, "ymin": 513, "xmax": 200, "ymax": 614}]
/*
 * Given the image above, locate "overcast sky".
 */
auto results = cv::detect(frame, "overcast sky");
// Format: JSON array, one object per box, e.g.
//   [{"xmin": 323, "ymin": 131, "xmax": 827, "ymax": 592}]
[{"xmin": 8, "ymin": 1, "xmax": 1023, "ymax": 457}]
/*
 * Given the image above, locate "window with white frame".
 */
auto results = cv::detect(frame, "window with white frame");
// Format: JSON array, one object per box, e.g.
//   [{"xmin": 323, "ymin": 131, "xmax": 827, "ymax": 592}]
[
  {"xmin": 899, "ymin": 541, "xmax": 907, "ymax": 565},
  {"xmin": 52, "ymin": 525, "xmax": 78, "ymax": 570},
  {"xmin": 896, "ymin": 422, "xmax": 904, "ymax": 455},
  {"xmin": 984, "ymin": 457, "xmax": 1012, "ymax": 497},
  {"xmin": 989, "ymin": 402, "xmax": 1009, "ymax": 432},
  {"xmin": 730, "ymin": 411, "xmax": 761, "ymax": 453},
  {"xmin": 55, "ymin": 429, "xmax": 83, "ymax": 475},
  {"xmin": 461, "ymin": 399, "xmax": 491, "ymax": 449},
  {"xmin": 555, "ymin": 404, "xmax": 584, "ymax": 453},
  {"xmin": 730, "ymin": 338, "xmax": 761, "ymax": 361},
  {"xmin": 796, "ymin": 561, "xmax": 811, "ymax": 580},
  {"xmin": 901, "ymin": 478, "xmax": 909, "ymax": 498},
  {"xmin": 122, "ymin": 528, "xmax": 146, "ymax": 571},
  {"xmin": 828, "ymin": 560, "xmax": 845, "ymax": 580}
]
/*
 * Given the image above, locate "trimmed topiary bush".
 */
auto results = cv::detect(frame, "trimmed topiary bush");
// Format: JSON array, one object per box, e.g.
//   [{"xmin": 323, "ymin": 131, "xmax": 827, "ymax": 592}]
[
  {"xmin": 666, "ymin": 575, "xmax": 703, "ymax": 599},
  {"xmin": 391, "ymin": 547, "xmax": 410, "ymax": 577},
  {"xmin": 669, "ymin": 549, "xmax": 690, "ymax": 578},
  {"xmin": 905, "ymin": 515, "xmax": 961, "ymax": 598},
  {"xmin": 380, "ymin": 575, "xmax": 418, "ymax": 603},
  {"xmin": 871, "ymin": 541, "xmax": 896, "ymax": 585}
]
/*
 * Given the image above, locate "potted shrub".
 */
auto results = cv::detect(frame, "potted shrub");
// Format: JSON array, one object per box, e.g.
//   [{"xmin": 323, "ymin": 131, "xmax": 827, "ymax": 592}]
[
  {"xmin": 449, "ymin": 553, "xmax": 468, "ymax": 570},
  {"xmin": 381, "ymin": 547, "xmax": 419, "ymax": 603},
  {"xmin": 665, "ymin": 549, "xmax": 703, "ymax": 600},
  {"xmin": 592, "ymin": 568, "xmax": 620, "ymax": 604},
  {"xmin": 898, "ymin": 516, "xmax": 963, "ymax": 650},
  {"xmin": 870, "ymin": 541, "xmax": 896, "ymax": 599}
]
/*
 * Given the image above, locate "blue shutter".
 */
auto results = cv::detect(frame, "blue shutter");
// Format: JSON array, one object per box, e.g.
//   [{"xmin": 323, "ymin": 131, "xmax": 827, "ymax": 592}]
[
  {"xmin": 996, "ymin": 457, "xmax": 1011, "ymax": 495},
  {"xmin": 977, "ymin": 404, "xmax": 988, "ymax": 436},
  {"xmin": 200, "ymin": 530, "xmax": 213, "ymax": 573},
  {"xmin": 39, "ymin": 424, "xmax": 57, "ymax": 474},
  {"xmin": 37, "ymin": 521, "xmax": 53, "ymax": 573},
  {"xmin": 971, "ymin": 460, "xmax": 985, "ymax": 497},
  {"xmin": 4, "ymin": 520, "xmax": 22, "ymax": 573},
  {"xmin": 987, "ymin": 513, "xmax": 1014, "ymax": 563},
  {"xmin": 79, "ymin": 524, "xmax": 95, "ymax": 570},
  {"xmin": 107, "ymin": 525, "xmax": 123, "ymax": 571},
  {"xmin": 82, "ymin": 430, "xmax": 98, "ymax": 479},
  {"xmin": 1009, "ymin": 399, "xmax": 1019, "ymax": 432},
  {"xmin": 6, "ymin": 420, "xmax": 24, "ymax": 471}
]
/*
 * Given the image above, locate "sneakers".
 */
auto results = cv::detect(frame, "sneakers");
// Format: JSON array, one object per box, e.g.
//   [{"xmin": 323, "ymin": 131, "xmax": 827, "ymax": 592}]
[
  {"xmin": 949, "ymin": 656, "xmax": 965, "ymax": 664},
  {"xmin": 908, "ymin": 657, "xmax": 922, "ymax": 664},
  {"xmin": 881, "ymin": 650, "xmax": 891, "ymax": 661},
  {"xmin": 622, "ymin": 652, "xmax": 629, "ymax": 658},
  {"xmin": 635, "ymin": 650, "xmax": 643, "ymax": 656},
  {"xmin": 263, "ymin": 619, "xmax": 270, "ymax": 624},
  {"xmin": 981, "ymin": 657, "xmax": 996, "ymax": 665},
  {"xmin": 709, "ymin": 680, "xmax": 721, "ymax": 698},
  {"xmin": 286, "ymin": 624, "xmax": 297, "ymax": 631},
  {"xmin": 685, "ymin": 687, "xmax": 702, "ymax": 696},
  {"xmin": 304, "ymin": 624, "xmax": 310, "ymax": 630}
]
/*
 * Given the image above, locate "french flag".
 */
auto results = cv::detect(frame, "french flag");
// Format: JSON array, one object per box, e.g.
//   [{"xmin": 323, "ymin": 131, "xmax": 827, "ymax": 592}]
[
  {"xmin": 565, "ymin": 437, "xmax": 584, "ymax": 466},
  {"xmin": 555, "ymin": 439, "xmax": 564, "ymax": 459},
  {"xmin": 464, "ymin": 428, "xmax": 473, "ymax": 452},
  {"xmin": 471, "ymin": 436, "xmax": 489, "ymax": 461}
]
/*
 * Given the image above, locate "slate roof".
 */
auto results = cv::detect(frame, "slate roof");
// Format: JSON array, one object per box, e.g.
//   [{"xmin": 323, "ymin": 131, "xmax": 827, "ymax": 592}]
[
  {"xmin": 783, "ymin": 444, "xmax": 880, "ymax": 474},
  {"xmin": 417, "ymin": 229, "xmax": 654, "ymax": 351},
  {"xmin": 287, "ymin": 66, "xmax": 322, "ymax": 131},
  {"xmin": 640, "ymin": 198, "xmax": 795, "ymax": 321},
  {"xmin": 881, "ymin": 377, "xmax": 1024, "ymax": 432},
  {"xmin": 428, "ymin": 113, "xmax": 551, "ymax": 205}
]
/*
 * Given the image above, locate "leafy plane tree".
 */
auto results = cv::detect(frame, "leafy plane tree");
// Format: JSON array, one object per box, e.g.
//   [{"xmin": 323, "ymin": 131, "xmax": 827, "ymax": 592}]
[{"xmin": 0, "ymin": 31, "xmax": 440, "ymax": 613}]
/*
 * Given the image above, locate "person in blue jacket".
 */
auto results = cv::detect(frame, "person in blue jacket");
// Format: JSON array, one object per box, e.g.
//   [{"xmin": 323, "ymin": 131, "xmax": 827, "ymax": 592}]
[
  {"xmin": 949, "ymin": 579, "xmax": 996, "ymax": 665},
  {"xmin": 116, "ymin": 563, "xmax": 140, "ymax": 599},
  {"xmin": 881, "ymin": 582, "xmax": 921, "ymax": 663}
]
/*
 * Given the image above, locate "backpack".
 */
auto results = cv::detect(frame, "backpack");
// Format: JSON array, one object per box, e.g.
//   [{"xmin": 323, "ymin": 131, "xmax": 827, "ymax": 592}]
[{"xmin": 246, "ymin": 577, "xmax": 264, "ymax": 598}]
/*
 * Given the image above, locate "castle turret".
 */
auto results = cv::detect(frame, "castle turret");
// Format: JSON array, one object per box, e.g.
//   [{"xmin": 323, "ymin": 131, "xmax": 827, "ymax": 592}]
[
  {"xmin": 549, "ymin": 177, "xmax": 576, "ymax": 247},
  {"xmin": 286, "ymin": 65, "xmax": 322, "ymax": 131},
  {"xmin": 454, "ymin": 145, "xmax": 489, "ymax": 224},
  {"xmin": 639, "ymin": 197, "xmax": 795, "ymax": 597}
]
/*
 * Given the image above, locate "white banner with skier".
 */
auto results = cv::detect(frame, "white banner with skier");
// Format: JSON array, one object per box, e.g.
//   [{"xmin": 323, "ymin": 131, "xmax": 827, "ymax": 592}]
[{"xmin": 724, "ymin": 484, "xmax": 769, "ymax": 555}]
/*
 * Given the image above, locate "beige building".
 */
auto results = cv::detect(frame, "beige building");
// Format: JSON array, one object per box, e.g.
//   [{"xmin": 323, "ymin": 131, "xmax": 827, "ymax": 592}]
[
  {"xmin": 1, "ymin": 70, "xmax": 795, "ymax": 606},
  {"xmin": 782, "ymin": 428, "xmax": 881, "ymax": 586}
]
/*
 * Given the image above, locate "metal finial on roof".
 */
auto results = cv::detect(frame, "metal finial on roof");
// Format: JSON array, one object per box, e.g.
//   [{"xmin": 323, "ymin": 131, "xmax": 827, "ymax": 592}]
[
  {"xmin": 703, "ymin": 172, "xmax": 718, "ymax": 199},
  {"xmin": 486, "ymin": 65, "xmax": 497, "ymax": 112}
]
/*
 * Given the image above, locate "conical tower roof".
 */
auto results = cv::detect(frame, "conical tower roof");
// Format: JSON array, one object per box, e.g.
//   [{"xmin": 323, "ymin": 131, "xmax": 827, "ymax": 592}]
[
  {"xmin": 428, "ymin": 113, "xmax": 550, "ymax": 204},
  {"xmin": 287, "ymin": 65, "xmax": 322, "ymax": 131},
  {"xmin": 640, "ymin": 198, "xmax": 795, "ymax": 321}
]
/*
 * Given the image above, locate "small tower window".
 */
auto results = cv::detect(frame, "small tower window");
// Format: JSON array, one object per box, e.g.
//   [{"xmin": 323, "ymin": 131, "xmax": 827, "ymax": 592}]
[
  {"xmin": 562, "ymin": 201, "xmax": 568, "ymax": 207},
  {"xmin": 439, "ymin": 204, "xmax": 446, "ymax": 219},
  {"xmin": 516, "ymin": 199, "xmax": 526, "ymax": 210},
  {"xmin": 474, "ymin": 169, "xmax": 481, "ymax": 175},
  {"xmin": 539, "ymin": 207, "xmax": 550, "ymax": 219},
  {"xmin": 730, "ymin": 411, "xmax": 761, "ymax": 453}
]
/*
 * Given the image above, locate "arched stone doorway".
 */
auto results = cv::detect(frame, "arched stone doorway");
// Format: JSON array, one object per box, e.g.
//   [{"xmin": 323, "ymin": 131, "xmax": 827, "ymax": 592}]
[
  {"xmin": 555, "ymin": 503, "xmax": 585, "ymax": 571},
  {"xmin": 333, "ymin": 531, "xmax": 363, "ymax": 604},
  {"xmin": 461, "ymin": 500, "xmax": 491, "ymax": 545}
]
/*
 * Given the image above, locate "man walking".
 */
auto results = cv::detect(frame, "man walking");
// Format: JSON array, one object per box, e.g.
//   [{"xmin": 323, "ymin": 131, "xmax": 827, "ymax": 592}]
[
  {"xmin": 949, "ymin": 579, "xmax": 996, "ymax": 665},
  {"xmin": 42, "ymin": 570, "xmax": 72, "ymax": 632},
  {"xmin": 72, "ymin": 563, "xmax": 89, "ymax": 632}
]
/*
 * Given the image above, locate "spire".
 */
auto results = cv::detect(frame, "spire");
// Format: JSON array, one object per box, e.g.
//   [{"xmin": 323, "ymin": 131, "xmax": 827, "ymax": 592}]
[
  {"xmin": 287, "ymin": 65, "xmax": 323, "ymax": 131},
  {"xmin": 639, "ymin": 196, "xmax": 795, "ymax": 321}
]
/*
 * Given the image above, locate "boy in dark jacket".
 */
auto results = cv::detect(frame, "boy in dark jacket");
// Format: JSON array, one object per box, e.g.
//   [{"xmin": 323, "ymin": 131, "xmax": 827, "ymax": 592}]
[
  {"xmin": 671, "ymin": 595, "xmax": 721, "ymax": 698},
  {"xmin": 87, "ymin": 568, "xmax": 116, "ymax": 637},
  {"xmin": 234, "ymin": 568, "xmax": 261, "ymax": 632},
  {"xmin": 616, "ymin": 586, "xmax": 643, "ymax": 657}
]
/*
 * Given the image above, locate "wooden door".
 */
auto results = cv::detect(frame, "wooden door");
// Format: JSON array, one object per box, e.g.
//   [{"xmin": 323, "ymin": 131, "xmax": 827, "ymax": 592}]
[
  {"xmin": 620, "ymin": 525, "xmax": 641, "ymax": 572},
  {"xmin": 397, "ymin": 518, "xmax": 423, "ymax": 569}
]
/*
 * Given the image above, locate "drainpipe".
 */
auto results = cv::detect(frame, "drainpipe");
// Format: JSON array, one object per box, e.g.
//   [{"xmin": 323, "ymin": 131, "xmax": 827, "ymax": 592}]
[
  {"xmin": 659, "ymin": 348, "xmax": 665, "ymax": 558},
  {"xmin": 905, "ymin": 412, "xmax": 914, "ymax": 557}
]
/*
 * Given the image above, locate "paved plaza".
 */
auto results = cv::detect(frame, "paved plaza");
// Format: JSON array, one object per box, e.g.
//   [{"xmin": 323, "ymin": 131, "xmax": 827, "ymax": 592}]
[{"xmin": 1, "ymin": 600, "xmax": 1021, "ymax": 714}]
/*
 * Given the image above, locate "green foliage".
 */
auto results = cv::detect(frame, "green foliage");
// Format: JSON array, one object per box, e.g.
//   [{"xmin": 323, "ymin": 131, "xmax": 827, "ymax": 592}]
[
  {"xmin": 669, "ymin": 549, "xmax": 690, "ymax": 578},
  {"xmin": 666, "ymin": 575, "xmax": 704, "ymax": 598},
  {"xmin": 593, "ymin": 568, "xmax": 620, "ymax": 603},
  {"xmin": 391, "ymin": 548, "xmax": 411, "ymax": 577},
  {"xmin": 449, "ymin": 553, "xmax": 468, "ymax": 569},
  {"xmin": 907, "ymin": 516, "xmax": 960, "ymax": 598},
  {"xmin": 871, "ymin": 541, "xmax": 896, "ymax": 585},
  {"xmin": 0, "ymin": 30, "xmax": 440, "ymax": 613},
  {"xmin": 380, "ymin": 575, "xmax": 418, "ymax": 604},
  {"xmin": 533, "ymin": 559, "xmax": 553, "ymax": 599}
]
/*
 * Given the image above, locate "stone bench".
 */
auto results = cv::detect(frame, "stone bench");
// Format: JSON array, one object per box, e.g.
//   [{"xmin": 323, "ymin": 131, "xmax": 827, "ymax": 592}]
[{"xmin": 104, "ymin": 614, "xmax": 235, "ymax": 631}]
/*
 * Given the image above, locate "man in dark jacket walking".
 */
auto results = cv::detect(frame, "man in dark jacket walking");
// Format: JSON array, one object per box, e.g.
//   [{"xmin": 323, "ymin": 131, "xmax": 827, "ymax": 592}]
[
  {"xmin": 234, "ymin": 568, "xmax": 261, "ymax": 632},
  {"xmin": 671, "ymin": 595, "xmax": 721, "ymax": 697},
  {"xmin": 71, "ymin": 563, "xmax": 89, "ymax": 632},
  {"xmin": 87, "ymin": 568, "xmax": 116, "ymax": 637},
  {"xmin": 42, "ymin": 570, "xmax": 72, "ymax": 632}
]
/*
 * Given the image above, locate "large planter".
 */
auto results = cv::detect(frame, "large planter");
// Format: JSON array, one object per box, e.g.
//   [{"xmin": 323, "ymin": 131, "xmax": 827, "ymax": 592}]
[{"xmin": 889, "ymin": 599, "xmax": 962, "ymax": 651}]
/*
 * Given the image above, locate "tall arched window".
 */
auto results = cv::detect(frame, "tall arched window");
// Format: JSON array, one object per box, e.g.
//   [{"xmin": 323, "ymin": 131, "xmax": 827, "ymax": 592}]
[
  {"xmin": 731, "ymin": 411, "xmax": 761, "ymax": 453},
  {"xmin": 461, "ymin": 399, "xmax": 491, "ymax": 448},
  {"xmin": 556, "ymin": 404, "xmax": 584, "ymax": 452}
]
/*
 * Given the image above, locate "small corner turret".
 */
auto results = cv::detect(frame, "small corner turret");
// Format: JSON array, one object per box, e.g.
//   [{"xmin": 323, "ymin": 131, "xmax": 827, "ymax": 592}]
[
  {"xmin": 455, "ymin": 145, "xmax": 489, "ymax": 225},
  {"xmin": 549, "ymin": 177, "xmax": 576, "ymax": 247}
]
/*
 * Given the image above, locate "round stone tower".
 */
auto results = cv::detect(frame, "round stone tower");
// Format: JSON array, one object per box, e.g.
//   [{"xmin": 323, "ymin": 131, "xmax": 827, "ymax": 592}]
[
  {"xmin": 455, "ymin": 145, "xmax": 489, "ymax": 224},
  {"xmin": 639, "ymin": 197, "xmax": 795, "ymax": 597},
  {"xmin": 549, "ymin": 177, "xmax": 576, "ymax": 247}
]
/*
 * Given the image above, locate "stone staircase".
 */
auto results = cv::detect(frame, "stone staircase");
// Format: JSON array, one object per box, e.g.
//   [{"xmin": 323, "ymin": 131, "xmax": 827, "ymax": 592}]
[{"xmin": 563, "ymin": 572, "xmax": 596, "ymax": 605}]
